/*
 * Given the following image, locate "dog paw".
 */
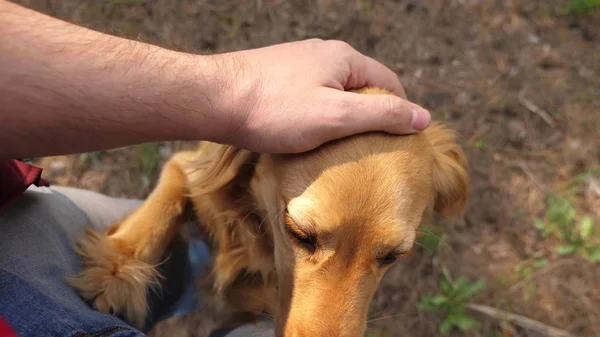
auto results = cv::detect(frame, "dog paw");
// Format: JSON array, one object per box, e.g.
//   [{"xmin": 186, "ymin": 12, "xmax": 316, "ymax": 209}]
[{"xmin": 66, "ymin": 227, "xmax": 161, "ymax": 329}]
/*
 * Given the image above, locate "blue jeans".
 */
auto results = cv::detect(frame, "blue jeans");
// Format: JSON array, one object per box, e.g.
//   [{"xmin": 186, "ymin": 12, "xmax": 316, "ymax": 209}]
[{"xmin": 0, "ymin": 186, "xmax": 273, "ymax": 337}]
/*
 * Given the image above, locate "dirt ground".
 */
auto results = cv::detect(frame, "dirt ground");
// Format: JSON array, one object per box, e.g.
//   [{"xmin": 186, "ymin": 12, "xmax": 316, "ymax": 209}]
[{"xmin": 13, "ymin": 0, "xmax": 600, "ymax": 336}]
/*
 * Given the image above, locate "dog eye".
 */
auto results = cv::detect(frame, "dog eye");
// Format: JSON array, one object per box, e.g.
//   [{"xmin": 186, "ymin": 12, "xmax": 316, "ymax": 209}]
[
  {"xmin": 376, "ymin": 250, "xmax": 404, "ymax": 266},
  {"xmin": 284, "ymin": 209, "xmax": 318, "ymax": 253},
  {"xmin": 286, "ymin": 226, "xmax": 317, "ymax": 253}
]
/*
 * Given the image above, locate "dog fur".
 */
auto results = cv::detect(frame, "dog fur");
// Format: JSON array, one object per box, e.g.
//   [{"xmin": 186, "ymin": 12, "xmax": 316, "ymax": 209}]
[{"xmin": 66, "ymin": 87, "xmax": 468, "ymax": 337}]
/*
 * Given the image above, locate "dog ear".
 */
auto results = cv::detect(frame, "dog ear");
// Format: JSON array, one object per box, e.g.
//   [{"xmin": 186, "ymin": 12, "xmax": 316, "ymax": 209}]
[
  {"xmin": 186, "ymin": 143, "xmax": 259, "ymax": 196},
  {"xmin": 425, "ymin": 122, "xmax": 468, "ymax": 218}
]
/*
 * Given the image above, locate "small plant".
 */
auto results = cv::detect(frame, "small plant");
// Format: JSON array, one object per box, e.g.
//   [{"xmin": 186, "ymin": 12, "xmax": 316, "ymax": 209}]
[
  {"xmin": 534, "ymin": 194, "xmax": 575, "ymax": 237},
  {"xmin": 419, "ymin": 273, "xmax": 485, "ymax": 334},
  {"xmin": 417, "ymin": 224, "xmax": 443, "ymax": 252},
  {"xmin": 513, "ymin": 256, "xmax": 548, "ymax": 302},
  {"xmin": 534, "ymin": 194, "xmax": 600, "ymax": 262},
  {"xmin": 474, "ymin": 138, "xmax": 486, "ymax": 149},
  {"xmin": 136, "ymin": 143, "xmax": 162, "ymax": 179},
  {"xmin": 78, "ymin": 151, "xmax": 104, "ymax": 168},
  {"xmin": 565, "ymin": 0, "xmax": 600, "ymax": 14},
  {"xmin": 556, "ymin": 215, "xmax": 600, "ymax": 261}
]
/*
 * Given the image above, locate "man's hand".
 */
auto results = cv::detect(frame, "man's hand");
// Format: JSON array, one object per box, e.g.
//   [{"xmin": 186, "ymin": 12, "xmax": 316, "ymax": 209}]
[{"xmin": 215, "ymin": 40, "xmax": 430, "ymax": 153}]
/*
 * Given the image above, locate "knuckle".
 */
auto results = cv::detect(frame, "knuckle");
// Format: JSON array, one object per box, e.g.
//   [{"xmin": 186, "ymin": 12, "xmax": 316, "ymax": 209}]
[
  {"xmin": 306, "ymin": 37, "xmax": 325, "ymax": 44},
  {"xmin": 304, "ymin": 38, "xmax": 325, "ymax": 49},
  {"xmin": 384, "ymin": 95, "xmax": 398, "ymax": 121},
  {"xmin": 327, "ymin": 98, "xmax": 352, "ymax": 127},
  {"xmin": 325, "ymin": 40, "xmax": 354, "ymax": 54},
  {"xmin": 383, "ymin": 96, "xmax": 411, "ymax": 126},
  {"xmin": 336, "ymin": 96, "xmax": 355, "ymax": 114}
]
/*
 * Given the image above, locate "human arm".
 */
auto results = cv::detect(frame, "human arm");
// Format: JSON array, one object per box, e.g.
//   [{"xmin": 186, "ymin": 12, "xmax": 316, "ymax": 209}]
[
  {"xmin": 0, "ymin": 0, "xmax": 233, "ymax": 159},
  {"xmin": 0, "ymin": 0, "xmax": 430, "ymax": 159}
]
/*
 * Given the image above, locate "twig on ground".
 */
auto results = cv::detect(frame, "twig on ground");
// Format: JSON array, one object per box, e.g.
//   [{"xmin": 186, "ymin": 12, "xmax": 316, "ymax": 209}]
[
  {"xmin": 517, "ymin": 161, "xmax": 549, "ymax": 193},
  {"xmin": 468, "ymin": 124, "xmax": 490, "ymax": 144},
  {"xmin": 466, "ymin": 303, "xmax": 580, "ymax": 337},
  {"xmin": 501, "ymin": 159, "xmax": 549, "ymax": 193},
  {"xmin": 518, "ymin": 91, "xmax": 555, "ymax": 128}
]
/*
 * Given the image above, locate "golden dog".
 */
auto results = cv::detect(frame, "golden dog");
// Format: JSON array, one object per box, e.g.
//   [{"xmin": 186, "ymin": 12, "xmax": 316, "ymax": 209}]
[{"xmin": 67, "ymin": 87, "xmax": 468, "ymax": 337}]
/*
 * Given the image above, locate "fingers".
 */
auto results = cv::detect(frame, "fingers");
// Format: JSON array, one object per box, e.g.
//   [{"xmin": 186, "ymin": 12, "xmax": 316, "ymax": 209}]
[
  {"xmin": 328, "ymin": 90, "xmax": 431, "ymax": 139},
  {"xmin": 346, "ymin": 51, "xmax": 407, "ymax": 99}
]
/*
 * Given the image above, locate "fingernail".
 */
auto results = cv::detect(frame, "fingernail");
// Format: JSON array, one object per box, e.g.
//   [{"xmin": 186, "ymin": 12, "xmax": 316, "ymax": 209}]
[{"xmin": 411, "ymin": 108, "xmax": 431, "ymax": 131}]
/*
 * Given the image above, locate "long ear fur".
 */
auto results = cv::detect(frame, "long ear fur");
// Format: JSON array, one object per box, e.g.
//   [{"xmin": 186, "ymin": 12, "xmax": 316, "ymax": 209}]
[
  {"xmin": 186, "ymin": 142, "xmax": 259, "ymax": 196},
  {"xmin": 425, "ymin": 122, "xmax": 468, "ymax": 218},
  {"xmin": 185, "ymin": 143, "xmax": 274, "ymax": 295}
]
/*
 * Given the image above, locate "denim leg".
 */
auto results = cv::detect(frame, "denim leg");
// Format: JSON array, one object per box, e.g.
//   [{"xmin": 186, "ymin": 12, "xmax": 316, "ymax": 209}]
[
  {"xmin": 0, "ymin": 185, "xmax": 202, "ymax": 337},
  {"xmin": 0, "ymin": 185, "xmax": 147, "ymax": 337},
  {"xmin": 49, "ymin": 186, "xmax": 209, "ymax": 325}
]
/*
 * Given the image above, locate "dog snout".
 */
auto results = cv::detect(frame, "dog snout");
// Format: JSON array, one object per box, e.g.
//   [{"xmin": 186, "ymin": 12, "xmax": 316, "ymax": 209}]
[
  {"xmin": 280, "ymin": 315, "xmax": 366, "ymax": 337},
  {"xmin": 282, "ymin": 325, "xmax": 361, "ymax": 337}
]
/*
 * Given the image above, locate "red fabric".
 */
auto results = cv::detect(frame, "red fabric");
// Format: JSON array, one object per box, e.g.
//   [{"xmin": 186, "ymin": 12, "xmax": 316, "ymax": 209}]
[
  {"xmin": 0, "ymin": 317, "xmax": 19, "ymax": 337},
  {"xmin": 0, "ymin": 159, "xmax": 49, "ymax": 212}
]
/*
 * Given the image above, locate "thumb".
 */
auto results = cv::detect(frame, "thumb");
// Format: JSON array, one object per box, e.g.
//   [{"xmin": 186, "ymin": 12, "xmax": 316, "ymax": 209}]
[{"xmin": 330, "ymin": 91, "xmax": 431, "ymax": 138}]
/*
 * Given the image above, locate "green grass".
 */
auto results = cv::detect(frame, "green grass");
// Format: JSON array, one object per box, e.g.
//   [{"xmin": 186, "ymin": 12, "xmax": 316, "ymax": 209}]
[
  {"xmin": 135, "ymin": 143, "xmax": 162, "ymax": 179},
  {"xmin": 418, "ymin": 273, "xmax": 486, "ymax": 335},
  {"xmin": 474, "ymin": 138, "xmax": 486, "ymax": 150},
  {"xmin": 565, "ymin": 0, "xmax": 600, "ymax": 14}
]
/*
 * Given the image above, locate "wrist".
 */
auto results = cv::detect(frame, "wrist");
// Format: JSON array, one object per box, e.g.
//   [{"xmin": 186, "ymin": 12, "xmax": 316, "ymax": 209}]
[
  {"xmin": 123, "ymin": 49, "xmax": 227, "ymax": 144},
  {"xmin": 185, "ymin": 51, "xmax": 260, "ymax": 146}
]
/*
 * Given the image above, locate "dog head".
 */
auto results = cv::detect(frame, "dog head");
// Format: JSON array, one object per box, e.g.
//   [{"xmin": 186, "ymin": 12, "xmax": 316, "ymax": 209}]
[{"xmin": 190, "ymin": 88, "xmax": 468, "ymax": 337}]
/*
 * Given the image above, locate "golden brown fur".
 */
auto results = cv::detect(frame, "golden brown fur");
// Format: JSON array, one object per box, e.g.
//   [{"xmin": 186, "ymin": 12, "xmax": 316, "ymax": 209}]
[{"xmin": 66, "ymin": 87, "xmax": 468, "ymax": 337}]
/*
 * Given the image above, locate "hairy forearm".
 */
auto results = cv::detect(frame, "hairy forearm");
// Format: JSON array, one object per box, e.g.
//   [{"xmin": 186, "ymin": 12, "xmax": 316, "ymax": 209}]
[{"xmin": 0, "ymin": 1, "xmax": 239, "ymax": 159}]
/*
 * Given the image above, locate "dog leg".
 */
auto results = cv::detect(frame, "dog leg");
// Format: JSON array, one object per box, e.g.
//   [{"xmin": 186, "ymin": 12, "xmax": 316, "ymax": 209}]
[{"xmin": 66, "ymin": 151, "xmax": 197, "ymax": 329}]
